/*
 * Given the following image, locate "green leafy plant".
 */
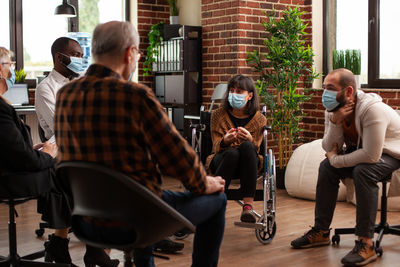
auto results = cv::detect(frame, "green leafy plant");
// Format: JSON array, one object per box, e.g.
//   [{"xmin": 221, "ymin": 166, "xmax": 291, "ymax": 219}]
[
  {"xmin": 350, "ymin": 49, "xmax": 361, "ymax": 75},
  {"xmin": 332, "ymin": 50, "xmax": 345, "ymax": 70},
  {"xmin": 14, "ymin": 69, "xmax": 26, "ymax": 83},
  {"xmin": 168, "ymin": 0, "xmax": 179, "ymax": 16},
  {"xmin": 247, "ymin": 6, "xmax": 319, "ymax": 169},
  {"xmin": 332, "ymin": 49, "xmax": 361, "ymax": 75},
  {"xmin": 143, "ymin": 22, "xmax": 165, "ymax": 76}
]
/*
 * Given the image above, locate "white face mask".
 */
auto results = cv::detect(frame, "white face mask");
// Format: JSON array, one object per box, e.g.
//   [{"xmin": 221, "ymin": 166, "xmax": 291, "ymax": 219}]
[{"xmin": 128, "ymin": 72, "xmax": 133, "ymax": 82}]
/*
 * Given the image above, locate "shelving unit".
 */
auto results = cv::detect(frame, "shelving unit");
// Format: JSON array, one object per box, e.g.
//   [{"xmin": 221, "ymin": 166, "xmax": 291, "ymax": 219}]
[{"xmin": 153, "ymin": 25, "xmax": 202, "ymax": 140}]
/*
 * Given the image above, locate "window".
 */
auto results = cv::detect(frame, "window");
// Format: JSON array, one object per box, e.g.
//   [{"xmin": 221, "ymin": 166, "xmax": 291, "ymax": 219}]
[
  {"xmin": 378, "ymin": 0, "xmax": 400, "ymax": 80},
  {"xmin": 336, "ymin": 0, "xmax": 368, "ymax": 85},
  {"xmin": 79, "ymin": 0, "xmax": 126, "ymax": 35},
  {"xmin": 23, "ymin": 0, "xmax": 69, "ymax": 78},
  {"xmin": 324, "ymin": 0, "xmax": 400, "ymax": 88},
  {"xmin": 0, "ymin": 1, "xmax": 10, "ymax": 49},
  {"xmin": 9, "ymin": 0, "xmax": 129, "ymax": 78}
]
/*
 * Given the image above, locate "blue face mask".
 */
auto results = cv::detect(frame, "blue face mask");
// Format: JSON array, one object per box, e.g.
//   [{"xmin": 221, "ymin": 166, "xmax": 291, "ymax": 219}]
[
  {"xmin": 66, "ymin": 56, "xmax": 84, "ymax": 74},
  {"xmin": 322, "ymin": 89, "xmax": 347, "ymax": 112},
  {"xmin": 228, "ymin": 92, "xmax": 247, "ymax": 109},
  {"xmin": 60, "ymin": 53, "xmax": 84, "ymax": 75},
  {"xmin": 6, "ymin": 68, "xmax": 15, "ymax": 90}
]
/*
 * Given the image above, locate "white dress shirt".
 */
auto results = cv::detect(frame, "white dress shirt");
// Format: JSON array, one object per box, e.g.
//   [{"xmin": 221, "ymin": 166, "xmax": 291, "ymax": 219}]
[{"xmin": 35, "ymin": 69, "xmax": 70, "ymax": 141}]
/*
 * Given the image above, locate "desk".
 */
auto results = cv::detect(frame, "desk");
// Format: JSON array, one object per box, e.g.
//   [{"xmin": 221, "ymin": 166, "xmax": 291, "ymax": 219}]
[{"xmin": 15, "ymin": 106, "xmax": 40, "ymax": 145}]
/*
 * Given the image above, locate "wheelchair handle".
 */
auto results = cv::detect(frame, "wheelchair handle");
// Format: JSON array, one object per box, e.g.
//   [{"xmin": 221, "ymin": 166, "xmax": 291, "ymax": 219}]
[{"xmin": 264, "ymin": 125, "xmax": 272, "ymax": 131}]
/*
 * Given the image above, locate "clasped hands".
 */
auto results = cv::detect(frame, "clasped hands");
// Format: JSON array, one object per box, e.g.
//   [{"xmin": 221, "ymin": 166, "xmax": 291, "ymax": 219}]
[
  {"xmin": 33, "ymin": 141, "xmax": 58, "ymax": 158},
  {"xmin": 223, "ymin": 127, "xmax": 252, "ymax": 145}
]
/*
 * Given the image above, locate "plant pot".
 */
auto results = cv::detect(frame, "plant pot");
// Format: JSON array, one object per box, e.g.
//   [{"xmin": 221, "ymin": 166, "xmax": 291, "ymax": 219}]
[
  {"xmin": 169, "ymin": 16, "xmax": 179, "ymax": 25},
  {"xmin": 276, "ymin": 167, "xmax": 286, "ymax": 189}
]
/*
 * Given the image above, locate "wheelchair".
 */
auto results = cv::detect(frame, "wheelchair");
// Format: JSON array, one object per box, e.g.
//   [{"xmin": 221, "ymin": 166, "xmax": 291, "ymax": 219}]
[{"xmin": 187, "ymin": 84, "xmax": 277, "ymax": 244}]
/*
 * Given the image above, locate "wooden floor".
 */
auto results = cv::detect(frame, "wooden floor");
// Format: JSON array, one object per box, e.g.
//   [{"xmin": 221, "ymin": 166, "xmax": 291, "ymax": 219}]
[{"xmin": 1, "ymin": 178, "xmax": 400, "ymax": 267}]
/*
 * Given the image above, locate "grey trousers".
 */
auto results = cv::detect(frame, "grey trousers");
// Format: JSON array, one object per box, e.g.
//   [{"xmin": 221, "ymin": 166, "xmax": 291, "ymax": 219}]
[{"xmin": 314, "ymin": 154, "xmax": 400, "ymax": 238}]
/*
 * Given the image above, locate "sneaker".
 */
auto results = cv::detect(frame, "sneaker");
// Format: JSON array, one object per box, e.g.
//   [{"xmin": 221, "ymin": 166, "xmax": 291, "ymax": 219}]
[
  {"xmin": 240, "ymin": 204, "xmax": 256, "ymax": 223},
  {"xmin": 291, "ymin": 227, "xmax": 331, "ymax": 248},
  {"xmin": 341, "ymin": 240, "xmax": 377, "ymax": 266},
  {"xmin": 154, "ymin": 237, "xmax": 184, "ymax": 254}
]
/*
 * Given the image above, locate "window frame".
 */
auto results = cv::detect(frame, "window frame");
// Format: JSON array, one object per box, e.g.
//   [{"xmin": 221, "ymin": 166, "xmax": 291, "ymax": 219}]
[
  {"xmin": 323, "ymin": 0, "xmax": 400, "ymax": 88},
  {"xmin": 9, "ymin": 0, "xmax": 130, "ymax": 70}
]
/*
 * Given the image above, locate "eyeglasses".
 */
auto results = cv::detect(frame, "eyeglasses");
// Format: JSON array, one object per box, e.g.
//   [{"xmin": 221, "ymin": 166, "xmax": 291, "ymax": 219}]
[
  {"xmin": 1, "ymin": 61, "xmax": 16, "ymax": 69},
  {"xmin": 132, "ymin": 47, "xmax": 143, "ymax": 61}
]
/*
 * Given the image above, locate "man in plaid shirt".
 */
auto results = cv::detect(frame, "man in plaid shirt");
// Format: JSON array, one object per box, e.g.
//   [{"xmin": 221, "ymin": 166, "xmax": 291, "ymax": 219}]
[{"xmin": 55, "ymin": 21, "xmax": 226, "ymax": 267}]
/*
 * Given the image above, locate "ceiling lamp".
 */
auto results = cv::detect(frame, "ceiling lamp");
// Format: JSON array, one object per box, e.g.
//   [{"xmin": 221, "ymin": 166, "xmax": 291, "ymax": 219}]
[{"xmin": 55, "ymin": 0, "xmax": 76, "ymax": 17}]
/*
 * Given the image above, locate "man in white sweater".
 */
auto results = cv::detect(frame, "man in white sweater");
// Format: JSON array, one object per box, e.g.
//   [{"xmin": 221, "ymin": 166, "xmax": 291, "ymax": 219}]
[{"xmin": 291, "ymin": 68, "xmax": 400, "ymax": 266}]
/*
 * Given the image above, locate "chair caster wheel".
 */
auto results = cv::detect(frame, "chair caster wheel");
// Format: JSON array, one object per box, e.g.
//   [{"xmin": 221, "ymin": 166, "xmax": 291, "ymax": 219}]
[
  {"xmin": 376, "ymin": 246, "xmax": 383, "ymax": 257},
  {"xmin": 332, "ymin": 234, "xmax": 340, "ymax": 245},
  {"xmin": 35, "ymin": 228, "xmax": 44, "ymax": 237}
]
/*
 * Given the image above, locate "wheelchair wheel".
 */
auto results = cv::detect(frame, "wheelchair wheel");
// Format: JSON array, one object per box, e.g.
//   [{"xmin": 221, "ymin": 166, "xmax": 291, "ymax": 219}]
[{"xmin": 255, "ymin": 216, "xmax": 276, "ymax": 245}]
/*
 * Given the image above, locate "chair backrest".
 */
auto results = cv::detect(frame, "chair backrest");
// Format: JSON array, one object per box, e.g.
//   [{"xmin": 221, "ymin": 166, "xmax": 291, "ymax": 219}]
[
  {"xmin": 209, "ymin": 84, "xmax": 227, "ymax": 111},
  {"xmin": 57, "ymin": 161, "xmax": 195, "ymax": 249}
]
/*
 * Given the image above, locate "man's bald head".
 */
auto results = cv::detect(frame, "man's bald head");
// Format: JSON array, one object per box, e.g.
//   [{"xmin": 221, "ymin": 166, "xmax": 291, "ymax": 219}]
[{"xmin": 328, "ymin": 68, "xmax": 357, "ymax": 95}]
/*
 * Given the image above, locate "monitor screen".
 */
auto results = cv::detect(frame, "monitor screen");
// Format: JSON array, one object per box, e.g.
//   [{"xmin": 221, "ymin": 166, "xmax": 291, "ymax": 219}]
[{"xmin": 3, "ymin": 84, "xmax": 29, "ymax": 106}]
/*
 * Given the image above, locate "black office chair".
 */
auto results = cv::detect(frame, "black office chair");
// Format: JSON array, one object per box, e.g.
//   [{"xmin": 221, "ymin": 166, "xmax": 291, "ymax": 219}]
[
  {"xmin": 0, "ymin": 172, "xmax": 70, "ymax": 267},
  {"xmin": 57, "ymin": 161, "xmax": 195, "ymax": 267},
  {"xmin": 332, "ymin": 175, "xmax": 400, "ymax": 256}
]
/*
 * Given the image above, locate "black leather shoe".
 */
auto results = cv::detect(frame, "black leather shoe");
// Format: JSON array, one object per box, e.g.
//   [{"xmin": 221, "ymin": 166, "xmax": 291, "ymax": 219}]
[
  {"xmin": 83, "ymin": 245, "xmax": 120, "ymax": 267},
  {"xmin": 44, "ymin": 234, "xmax": 78, "ymax": 267},
  {"xmin": 154, "ymin": 237, "xmax": 184, "ymax": 254}
]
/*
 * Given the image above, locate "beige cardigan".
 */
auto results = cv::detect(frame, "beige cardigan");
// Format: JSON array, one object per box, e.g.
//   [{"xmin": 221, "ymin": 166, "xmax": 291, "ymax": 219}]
[{"xmin": 205, "ymin": 107, "xmax": 267, "ymax": 172}]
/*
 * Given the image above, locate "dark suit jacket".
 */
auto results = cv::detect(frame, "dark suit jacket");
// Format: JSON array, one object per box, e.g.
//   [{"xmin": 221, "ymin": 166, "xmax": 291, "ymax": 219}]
[{"xmin": 0, "ymin": 97, "xmax": 55, "ymax": 197}]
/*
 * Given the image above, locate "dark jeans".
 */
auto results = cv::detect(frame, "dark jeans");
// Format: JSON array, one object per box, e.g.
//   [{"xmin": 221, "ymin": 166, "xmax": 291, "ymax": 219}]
[
  {"xmin": 210, "ymin": 141, "xmax": 259, "ymax": 198},
  {"xmin": 76, "ymin": 190, "xmax": 227, "ymax": 267},
  {"xmin": 315, "ymin": 154, "xmax": 400, "ymax": 238}
]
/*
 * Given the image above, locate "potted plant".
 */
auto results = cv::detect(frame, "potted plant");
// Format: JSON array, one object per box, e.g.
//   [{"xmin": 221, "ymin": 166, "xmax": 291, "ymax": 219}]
[
  {"xmin": 332, "ymin": 49, "xmax": 361, "ymax": 87},
  {"xmin": 168, "ymin": 0, "xmax": 179, "ymax": 24},
  {"xmin": 143, "ymin": 22, "xmax": 165, "ymax": 76},
  {"xmin": 247, "ymin": 6, "xmax": 319, "ymax": 189},
  {"xmin": 15, "ymin": 69, "xmax": 26, "ymax": 84},
  {"xmin": 332, "ymin": 49, "xmax": 345, "ymax": 70}
]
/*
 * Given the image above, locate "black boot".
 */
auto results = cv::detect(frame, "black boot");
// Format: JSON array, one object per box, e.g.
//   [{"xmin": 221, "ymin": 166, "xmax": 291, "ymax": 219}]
[
  {"xmin": 44, "ymin": 234, "xmax": 77, "ymax": 267},
  {"xmin": 83, "ymin": 245, "xmax": 120, "ymax": 267}
]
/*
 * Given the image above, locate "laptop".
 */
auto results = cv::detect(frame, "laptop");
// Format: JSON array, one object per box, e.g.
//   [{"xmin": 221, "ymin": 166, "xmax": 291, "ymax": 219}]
[{"xmin": 2, "ymin": 84, "xmax": 30, "ymax": 108}]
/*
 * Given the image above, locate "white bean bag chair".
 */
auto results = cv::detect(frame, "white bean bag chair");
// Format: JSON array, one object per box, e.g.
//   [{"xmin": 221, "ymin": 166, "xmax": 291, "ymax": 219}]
[{"xmin": 285, "ymin": 139, "xmax": 400, "ymax": 211}]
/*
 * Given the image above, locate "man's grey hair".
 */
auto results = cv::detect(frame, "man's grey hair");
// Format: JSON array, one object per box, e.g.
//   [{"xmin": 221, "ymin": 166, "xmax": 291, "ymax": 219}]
[{"xmin": 91, "ymin": 21, "xmax": 139, "ymax": 59}]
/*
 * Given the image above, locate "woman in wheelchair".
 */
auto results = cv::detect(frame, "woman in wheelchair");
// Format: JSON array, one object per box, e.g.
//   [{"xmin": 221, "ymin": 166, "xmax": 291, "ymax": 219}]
[{"xmin": 206, "ymin": 75, "xmax": 266, "ymax": 223}]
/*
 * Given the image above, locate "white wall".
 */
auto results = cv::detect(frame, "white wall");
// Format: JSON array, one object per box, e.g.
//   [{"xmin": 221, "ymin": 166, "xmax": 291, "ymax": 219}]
[
  {"xmin": 312, "ymin": 0, "xmax": 323, "ymax": 88},
  {"xmin": 130, "ymin": 0, "xmax": 139, "ymax": 82}
]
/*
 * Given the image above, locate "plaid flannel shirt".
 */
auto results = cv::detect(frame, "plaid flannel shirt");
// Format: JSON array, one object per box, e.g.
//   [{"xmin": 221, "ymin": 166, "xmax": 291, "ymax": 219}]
[{"xmin": 54, "ymin": 64, "xmax": 206, "ymax": 196}]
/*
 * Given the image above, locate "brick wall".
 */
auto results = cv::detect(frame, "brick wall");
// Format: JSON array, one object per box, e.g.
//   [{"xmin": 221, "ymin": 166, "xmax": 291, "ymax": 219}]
[
  {"xmin": 137, "ymin": 0, "xmax": 169, "ymax": 88},
  {"xmin": 201, "ymin": 0, "xmax": 313, "ymax": 109}
]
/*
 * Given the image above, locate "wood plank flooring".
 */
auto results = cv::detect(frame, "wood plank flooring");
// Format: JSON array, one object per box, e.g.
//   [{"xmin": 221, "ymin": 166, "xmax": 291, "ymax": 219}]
[{"xmin": 1, "ymin": 178, "xmax": 400, "ymax": 267}]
